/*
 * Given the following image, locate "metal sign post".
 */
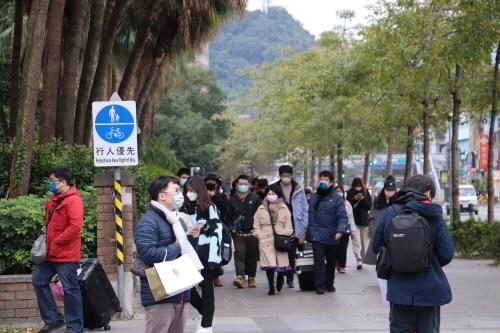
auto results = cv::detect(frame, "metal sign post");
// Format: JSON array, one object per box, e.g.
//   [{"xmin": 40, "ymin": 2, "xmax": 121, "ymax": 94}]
[{"xmin": 92, "ymin": 92, "xmax": 138, "ymax": 317}]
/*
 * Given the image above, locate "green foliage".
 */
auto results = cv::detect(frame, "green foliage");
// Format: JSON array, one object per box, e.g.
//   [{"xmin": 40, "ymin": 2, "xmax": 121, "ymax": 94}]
[
  {"xmin": 210, "ymin": 7, "xmax": 315, "ymax": 98},
  {"xmin": 155, "ymin": 66, "xmax": 229, "ymax": 172},
  {"xmin": 450, "ymin": 219, "xmax": 500, "ymax": 263},
  {"xmin": 0, "ymin": 187, "xmax": 97, "ymax": 274},
  {"xmin": 129, "ymin": 163, "xmax": 175, "ymax": 217},
  {"xmin": 142, "ymin": 137, "xmax": 183, "ymax": 172}
]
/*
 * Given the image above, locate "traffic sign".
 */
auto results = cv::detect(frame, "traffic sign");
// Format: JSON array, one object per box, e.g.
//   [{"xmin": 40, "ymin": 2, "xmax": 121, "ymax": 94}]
[{"xmin": 92, "ymin": 100, "xmax": 138, "ymax": 167}]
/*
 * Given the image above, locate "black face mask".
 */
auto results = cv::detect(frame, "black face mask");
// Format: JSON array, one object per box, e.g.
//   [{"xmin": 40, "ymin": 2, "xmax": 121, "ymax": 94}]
[{"xmin": 206, "ymin": 183, "xmax": 217, "ymax": 191}]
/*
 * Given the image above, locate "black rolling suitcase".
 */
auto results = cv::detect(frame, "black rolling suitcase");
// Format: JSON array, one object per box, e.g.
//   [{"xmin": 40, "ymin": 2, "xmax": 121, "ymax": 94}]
[
  {"xmin": 295, "ymin": 242, "xmax": 315, "ymax": 290},
  {"xmin": 78, "ymin": 258, "xmax": 121, "ymax": 330}
]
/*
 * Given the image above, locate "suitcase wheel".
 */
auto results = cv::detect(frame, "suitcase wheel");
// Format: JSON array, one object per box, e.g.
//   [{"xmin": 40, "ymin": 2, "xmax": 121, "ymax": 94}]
[{"xmin": 104, "ymin": 324, "xmax": 111, "ymax": 331}]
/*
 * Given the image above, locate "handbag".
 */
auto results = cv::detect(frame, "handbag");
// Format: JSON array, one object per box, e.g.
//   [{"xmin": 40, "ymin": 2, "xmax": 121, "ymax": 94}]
[
  {"xmin": 145, "ymin": 253, "xmax": 203, "ymax": 302},
  {"xmin": 31, "ymin": 202, "xmax": 60, "ymax": 264},
  {"xmin": 30, "ymin": 227, "xmax": 47, "ymax": 265},
  {"xmin": 376, "ymin": 246, "xmax": 391, "ymax": 279},
  {"xmin": 269, "ymin": 207, "xmax": 294, "ymax": 252}
]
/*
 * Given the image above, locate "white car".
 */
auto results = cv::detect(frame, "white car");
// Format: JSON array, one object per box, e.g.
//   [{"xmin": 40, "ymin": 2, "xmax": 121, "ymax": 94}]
[{"xmin": 446, "ymin": 184, "xmax": 478, "ymax": 215}]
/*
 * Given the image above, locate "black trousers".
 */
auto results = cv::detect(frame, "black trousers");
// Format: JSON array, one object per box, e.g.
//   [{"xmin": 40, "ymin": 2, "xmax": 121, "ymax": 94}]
[
  {"xmin": 336, "ymin": 234, "xmax": 350, "ymax": 268},
  {"xmin": 190, "ymin": 268, "xmax": 219, "ymax": 328},
  {"xmin": 312, "ymin": 242, "xmax": 337, "ymax": 290},
  {"xmin": 233, "ymin": 235, "xmax": 259, "ymax": 277},
  {"xmin": 390, "ymin": 303, "xmax": 441, "ymax": 333},
  {"xmin": 286, "ymin": 238, "xmax": 298, "ymax": 283}
]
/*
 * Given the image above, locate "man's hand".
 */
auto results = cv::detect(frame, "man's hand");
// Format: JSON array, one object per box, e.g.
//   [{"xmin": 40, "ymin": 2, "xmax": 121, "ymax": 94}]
[
  {"xmin": 335, "ymin": 233, "xmax": 342, "ymax": 240},
  {"xmin": 298, "ymin": 234, "xmax": 306, "ymax": 244}
]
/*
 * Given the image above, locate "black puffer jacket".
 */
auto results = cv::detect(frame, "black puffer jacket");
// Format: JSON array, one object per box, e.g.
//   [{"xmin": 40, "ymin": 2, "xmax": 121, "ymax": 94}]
[
  {"xmin": 226, "ymin": 192, "xmax": 261, "ymax": 233},
  {"xmin": 346, "ymin": 189, "xmax": 372, "ymax": 226}
]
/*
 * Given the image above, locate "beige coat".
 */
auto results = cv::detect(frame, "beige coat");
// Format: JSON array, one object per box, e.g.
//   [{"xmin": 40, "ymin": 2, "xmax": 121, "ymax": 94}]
[{"xmin": 253, "ymin": 200, "xmax": 294, "ymax": 268}]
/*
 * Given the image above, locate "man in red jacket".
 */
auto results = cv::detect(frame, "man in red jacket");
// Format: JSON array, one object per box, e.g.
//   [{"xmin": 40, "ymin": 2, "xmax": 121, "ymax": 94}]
[{"xmin": 32, "ymin": 167, "xmax": 84, "ymax": 333}]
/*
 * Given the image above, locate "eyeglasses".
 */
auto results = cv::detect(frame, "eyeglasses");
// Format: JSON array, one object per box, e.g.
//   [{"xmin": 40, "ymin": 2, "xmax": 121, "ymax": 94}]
[
  {"xmin": 160, "ymin": 189, "xmax": 182, "ymax": 195},
  {"xmin": 48, "ymin": 178, "xmax": 64, "ymax": 183}
]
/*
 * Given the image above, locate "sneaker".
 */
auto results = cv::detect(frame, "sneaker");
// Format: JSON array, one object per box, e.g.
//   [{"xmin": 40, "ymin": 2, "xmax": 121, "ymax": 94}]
[
  {"xmin": 233, "ymin": 275, "xmax": 244, "ymax": 289},
  {"xmin": 196, "ymin": 325, "xmax": 213, "ymax": 333},
  {"xmin": 357, "ymin": 263, "xmax": 363, "ymax": 270},
  {"xmin": 287, "ymin": 281, "xmax": 294, "ymax": 288},
  {"xmin": 338, "ymin": 267, "xmax": 346, "ymax": 273},
  {"xmin": 316, "ymin": 289, "xmax": 325, "ymax": 294},
  {"xmin": 327, "ymin": 286, "xmax": 336, "ymax": 293},
  {"xmin": 38, "ymin": 320, "xmax": 65, "ymax": 333},
  {"xmin": 213, "ymin": 277, "xmax": 223, "ymax": 287},
  {"xmin": 248, "ymin": 277, "xmax": 256, "ymax": 288}
]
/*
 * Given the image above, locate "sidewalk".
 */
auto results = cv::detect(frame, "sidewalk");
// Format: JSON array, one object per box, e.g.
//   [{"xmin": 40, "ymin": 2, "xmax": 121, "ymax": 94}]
[{"xmin": 9, "ymin": 258, "xmax": 500, "ymax": 332}]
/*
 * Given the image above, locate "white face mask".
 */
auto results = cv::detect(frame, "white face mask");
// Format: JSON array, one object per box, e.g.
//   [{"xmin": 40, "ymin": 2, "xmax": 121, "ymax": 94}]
[
  {"xmin": 355, "ymin": 186, "xmax": 362, "ymax": 191},
  {"xmin": 187, "ymin": 191, "xmax": 198, "ymax": 202},
  {"xmin": 172, "ymin": 192, "xmax": 184, "ymax": 209},
  {"xmin": 281, "ymin": 176, "xmax": 292, "ymax": 185}
]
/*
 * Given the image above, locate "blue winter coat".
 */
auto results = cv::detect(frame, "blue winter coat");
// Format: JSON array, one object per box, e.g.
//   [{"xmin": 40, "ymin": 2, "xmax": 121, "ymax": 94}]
[
  {"xmin": 372, "ymin": 199, "xmax": 454, "ymax": 306},
  {"xmin": 306, "ymin": 188, "xmax": 348, "ymax": 245},
  {"xmin": 134, "ymin": 206, "xmax": 194, "ymax": 307}
]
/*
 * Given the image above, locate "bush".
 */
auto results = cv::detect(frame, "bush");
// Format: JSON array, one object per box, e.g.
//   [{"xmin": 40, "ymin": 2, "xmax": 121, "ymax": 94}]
[
  {"xmin": 450, "ymin": 219, "xmax": 500, "ymax": 262},
  {"xmin": 0, "ymin": 187, "xmax": 97, "ymax": 274},
  {"xmin": 130, "ymin": 163, "xmax": 175, "ymax": 217}
]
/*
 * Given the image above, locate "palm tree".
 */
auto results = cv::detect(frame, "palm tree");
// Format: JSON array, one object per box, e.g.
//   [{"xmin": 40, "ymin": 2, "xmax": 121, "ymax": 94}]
[
  {"xmin": 40, "ymin": 0, "xmax": 65, "ymax": 143},
  {"xmin": 74, "ymin": 0, "xmax": 106, "ymax": 144},
  {"xmin": 8, "ymin": 0, "xmax": 50, "ymax": 197},
  {"xmin": 9, "ymin": 0, "xmax": 23, "ymax": 140},
  {"xmin": 56, "ymin": 0, "xmax": 88, "ymax": 143}
]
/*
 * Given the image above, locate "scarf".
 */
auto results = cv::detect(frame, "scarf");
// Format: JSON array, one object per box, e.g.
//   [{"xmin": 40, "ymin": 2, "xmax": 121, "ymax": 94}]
[{"xmin": 150, "ymin": 200, "xmax": 204, "ymax": 270}]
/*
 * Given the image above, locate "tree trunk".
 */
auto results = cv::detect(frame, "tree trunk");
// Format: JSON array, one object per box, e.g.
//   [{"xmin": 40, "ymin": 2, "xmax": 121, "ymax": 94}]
[
  {"xmin": 40, "ymin": 0, "xmax": 65, "ymax": 143},
  {"xmin": 386, "ymin": 137, "xmax": 393, "ymax": 176},
  {"xmin": 136, "ymin": 13, "xmax": 179, "ymax": 119},
  {"xmin": 487, "ymin": 41, "xmax": 499, "ymax": 225},
  {"xmin": 303, "ymin": 156, "xmax": 309, "ymax": 188},
  {"xmin": 118, "ymin": 0, "xmax": 162, "ymax": 99},
  {"xmin": 0, "ymin": 106, "xmax": 8, "ymax": 141},
  {"xmin": 309, "ymin": 153, "xmax": 316, "ymax": 187},
  {"xmin": 363, "ymin": 152, "xmax": 370, "ymax": 185},
  {"xmin": 337, "ymin": 142, "xmax": 344, "ymax": 188},
  {"xmin": 8, "ymin": 0, "xmax": 24, "ymax": 139},
  {"xmin": 74, "ymin": 0, "xmax": 106, "ymax": 144},
  {"xmin": 404, "ymin": 126, "xmax": 414, "ymax": 181},
  {"xmin": 423, "ymin": 98, "xmax": 431, "ymax": 175},
  {"xmin": 329, "ymin": 149, "xmax": 335, "ymax": 179},
  {"xmin": 139, "ymin": 101, "xmax": 154, "ymax": 149},
  {"xmin": 451, "ymin": 64, "xmax": 462, "ymax": 225},
  {"xmin": 83, "ymin": 0, "xmax": 127, "ymax": 145},
  {"xmin": 56, "ymin": 0, "xmax": 87, "ymax": 143},
  {"xmin": 8, "ymin": 0, "xmax": 50, "ymax": 197}
]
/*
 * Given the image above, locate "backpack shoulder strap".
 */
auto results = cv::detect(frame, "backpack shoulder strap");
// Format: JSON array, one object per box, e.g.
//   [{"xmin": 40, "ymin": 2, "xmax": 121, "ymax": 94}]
[{"xmin": 392, "ymin": 203, "xmax": 405, "ymax": 214}]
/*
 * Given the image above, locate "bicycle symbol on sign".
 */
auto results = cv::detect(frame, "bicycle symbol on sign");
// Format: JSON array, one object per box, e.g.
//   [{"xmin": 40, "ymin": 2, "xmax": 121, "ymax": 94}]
[{"xmin": 105, "ymin": 127, "xmax": 124, "ymax": 140}]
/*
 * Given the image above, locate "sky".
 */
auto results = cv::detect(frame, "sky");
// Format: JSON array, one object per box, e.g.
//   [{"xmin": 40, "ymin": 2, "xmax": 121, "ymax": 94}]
[{"xmin": 246, "ymin": 0, "xmax": 379, "ymax": 38}]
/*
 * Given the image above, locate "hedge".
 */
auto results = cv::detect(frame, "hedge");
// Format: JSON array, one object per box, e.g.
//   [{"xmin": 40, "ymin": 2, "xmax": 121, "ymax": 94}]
[{"xmin": 450, "ymin": 219, "xmax": 500, "ymax": 263}]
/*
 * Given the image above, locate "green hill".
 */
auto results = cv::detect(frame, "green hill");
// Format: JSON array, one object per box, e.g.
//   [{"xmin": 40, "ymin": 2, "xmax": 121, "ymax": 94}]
[{"xmin": 210, "ymin": 7, "xmax": 316, "ymax": 99}]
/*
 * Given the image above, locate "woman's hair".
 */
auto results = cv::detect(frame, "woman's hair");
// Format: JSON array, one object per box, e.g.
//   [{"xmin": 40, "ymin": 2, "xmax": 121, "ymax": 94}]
[
  {"xmin": 264, "ymin": 183, "xmax": 284, "ymax": 198},
  {"xmin": 350, "ymin": 177, "xmax": 367, "ymax": 195},
  {"xmin": 374, "ymin": 189, "xmax": 394, "ymax": 209},
  {"xmin": 184, "ymin": 175, "xmax": 210, "ymax": 215}
]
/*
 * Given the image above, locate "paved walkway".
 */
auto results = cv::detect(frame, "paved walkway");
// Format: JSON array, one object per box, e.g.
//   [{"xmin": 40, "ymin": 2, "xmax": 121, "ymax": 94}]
[{"xmin": 11, "ymin": 256, "xmax": 499, "ymax": 333}]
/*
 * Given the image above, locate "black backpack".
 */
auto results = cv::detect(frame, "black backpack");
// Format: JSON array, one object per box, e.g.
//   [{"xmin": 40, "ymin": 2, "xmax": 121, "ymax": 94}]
[
  {"xmin": 220, "ymin": 222, "xmax": 232, "ymax": 266},
  {"xmin": 388, "ymin": 204, "xmax": 432, "ymax": 273}
]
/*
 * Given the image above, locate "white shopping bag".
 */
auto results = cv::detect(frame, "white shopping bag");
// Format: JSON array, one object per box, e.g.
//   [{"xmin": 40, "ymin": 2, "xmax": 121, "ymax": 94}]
[{"xmin": 146, "ymin": 254, "xmax": 203, "ymax": 301}]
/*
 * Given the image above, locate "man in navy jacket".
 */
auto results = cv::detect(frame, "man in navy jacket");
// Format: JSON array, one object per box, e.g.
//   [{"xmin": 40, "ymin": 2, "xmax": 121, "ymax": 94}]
[
  {"xmin": 373, "ymin": 174, "xmax": 454, "ymax": 333},
  {"xmin": 306, "ymin": 170, "xmax": 348, "ymax": 294}
]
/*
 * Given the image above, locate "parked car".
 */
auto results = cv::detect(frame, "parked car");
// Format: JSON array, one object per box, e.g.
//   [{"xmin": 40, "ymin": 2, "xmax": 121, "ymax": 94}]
[{"xmin": 446, "ymin": 184, "xmax": 478, "ymax": 215}]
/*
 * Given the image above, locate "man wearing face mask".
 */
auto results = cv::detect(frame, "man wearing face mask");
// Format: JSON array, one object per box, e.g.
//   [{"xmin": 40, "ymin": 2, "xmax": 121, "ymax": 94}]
[
  {"xmin": 32, "ymin": 168, "xmax": 84, "ymax": 333},
  {"xmin": 176, "ymin": 167, "xmax": 191, "ymax": 189},
  {"xmin": 226, "ymin": 174, "xmax": 262, "ymax": 289},
  {"xmin": 306, "ymin": 170, "xmax": 348, "ymax": 294},
  {"xmin": 273, "ymin": 165, "xmax": 309, "ymax": 288},
  {"xmin": 134, "ymin": 176, "xmax": 201, "ymax": 333}
]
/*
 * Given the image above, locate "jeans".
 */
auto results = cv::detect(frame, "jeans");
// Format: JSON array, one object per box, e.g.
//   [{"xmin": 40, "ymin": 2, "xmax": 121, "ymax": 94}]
[
  {"xmin": 233, "ymin": 235, "xmax": 259, "ymax": 277},
  {"xmin": 32, "ymin": 261, "xmax": 84, "ymax": 332},
  {"xmin": 190, "ymin": 268, "xmax": 218, "ymax": 328},
  {"xmin": 390, "ymin": 303, "xmax": 440, "ymax": 333},
  {"xmin": 312, "ymin": 242, "xmax": 337, "ymax": 290}
]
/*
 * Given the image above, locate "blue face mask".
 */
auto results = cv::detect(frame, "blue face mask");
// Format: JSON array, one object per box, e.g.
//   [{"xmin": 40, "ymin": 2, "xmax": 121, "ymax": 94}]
[
  {"xmin": 179, "ymin": 178, "xmax": 188, "ymax": 187},
  {"xmin": 48, "ymin": 181, "xmax": 58, "ymax": 193},
  {"xmin": 318, "ymin": 181, "xmax": 329, "ymax": 190},
  {"xmin": 238, "ymin": 184, "xmax": 249, "ymax": 193}
]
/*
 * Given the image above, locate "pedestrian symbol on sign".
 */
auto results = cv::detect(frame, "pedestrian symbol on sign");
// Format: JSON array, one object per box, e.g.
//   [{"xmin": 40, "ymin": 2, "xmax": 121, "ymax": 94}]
[{"xmin": 95, "ymin": 104, "xmax": 134, "ymax": 143}]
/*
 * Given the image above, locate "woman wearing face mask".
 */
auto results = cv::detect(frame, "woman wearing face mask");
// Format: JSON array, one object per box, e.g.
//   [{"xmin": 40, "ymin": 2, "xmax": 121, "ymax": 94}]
[
  {"xmin": 253, "ymin": 183, "xmax": 294, "ymax": 295},
  {"xmin": 334, "ymin": 186, "xmax": 357, "ymax": 273},
  {"xmin": 346, "ymin": 177, "xmax": 372, "ymax": 270},
  {"xmin": 183, "ymin": 176, "xmax": 224, "ymax": 333},
  {"xmin": 364, "ymin": 175, "xmax": 397, "ymax": 265}
]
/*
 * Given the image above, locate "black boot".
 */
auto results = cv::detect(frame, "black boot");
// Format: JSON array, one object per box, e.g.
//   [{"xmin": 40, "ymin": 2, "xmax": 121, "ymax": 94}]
[
  {"xmin": 286, "ymin": 271, "xmax": 294, "ymax": 288},
  {"xmin": 276, "ymin": 272, "xmax": 284, "ymax": 292},
  {"xmin": 266, "ymin": 270, "xmax": 275, "ymax": 295}
]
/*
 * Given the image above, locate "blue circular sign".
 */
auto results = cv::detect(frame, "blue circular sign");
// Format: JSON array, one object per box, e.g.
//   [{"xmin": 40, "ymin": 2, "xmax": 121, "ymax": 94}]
[{"xmin": 95, "ymin": 104, "xmax": 134, "ymax": 143}]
